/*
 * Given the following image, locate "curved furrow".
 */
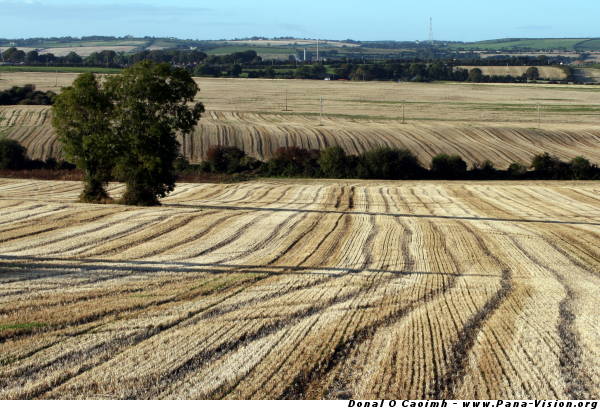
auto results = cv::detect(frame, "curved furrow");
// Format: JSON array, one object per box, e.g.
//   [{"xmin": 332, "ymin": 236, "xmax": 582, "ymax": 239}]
[
  {"xmin": 282, "ymin": 219, "xmax": 457, "ymax": 399},
  {"xmin": 503, "ymin": 236, "xmax": 594, "ymax": 400},
  {"xmin": 430, "ymin": 226, "xmax": 513, "ymax": 399}
]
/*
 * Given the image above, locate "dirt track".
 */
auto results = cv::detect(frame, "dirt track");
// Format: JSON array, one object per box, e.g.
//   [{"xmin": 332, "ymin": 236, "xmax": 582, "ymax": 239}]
[{"xmin": 0, "ymin": 178, "xmax": 598, "ymax": 399}]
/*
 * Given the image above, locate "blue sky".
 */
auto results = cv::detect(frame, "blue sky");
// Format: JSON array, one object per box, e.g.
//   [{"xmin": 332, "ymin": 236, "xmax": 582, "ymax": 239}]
[{"xmin": 0, "ymin": 0, "xmax": 597, "ymax": 41}]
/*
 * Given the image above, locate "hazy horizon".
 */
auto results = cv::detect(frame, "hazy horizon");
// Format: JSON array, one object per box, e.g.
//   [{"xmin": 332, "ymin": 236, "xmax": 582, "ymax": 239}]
[{"xmin": 1, "ymin": 0, "xmax": 598, "ymax": 42}]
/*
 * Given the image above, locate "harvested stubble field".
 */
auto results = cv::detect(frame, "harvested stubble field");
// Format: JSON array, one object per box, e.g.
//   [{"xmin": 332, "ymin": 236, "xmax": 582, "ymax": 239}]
[
  {"xmin": 457, "ymin": 66, "xmax": 567, "ymax": 80},
  {"xmin": 2, "ymin": 74, "xmax": 600, "ymax": 167},
  {"xmin": 0, "ymin": 178, "xmax": 599, "ymax": 399}
]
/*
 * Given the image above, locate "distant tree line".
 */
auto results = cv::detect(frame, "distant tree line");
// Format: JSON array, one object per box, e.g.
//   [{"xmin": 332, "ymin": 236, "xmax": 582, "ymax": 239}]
[
  {"xmin": 2, "ymin": 46, "xmax": 574, "ymax": 83},
  {"xmin": 175, "ymin": 146, "xmax": 600, "ymax": 181},
  {"xmin": 3, "ymin": 139, "xmax": 598, "ymax": 181},
  {"xmin": 1, "ymin": 47, "xmax": 208, "ymax": 67}
]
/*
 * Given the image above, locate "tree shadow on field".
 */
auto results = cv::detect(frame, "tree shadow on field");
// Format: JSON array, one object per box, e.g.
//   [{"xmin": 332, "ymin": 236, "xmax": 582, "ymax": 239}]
[
  {"xmin": 164, "ymin": 203, "xmax": 600, "ymax": 227},
  {"xmin": 0, "ymin": 254, "xmax": 503, "ymax": 286}
]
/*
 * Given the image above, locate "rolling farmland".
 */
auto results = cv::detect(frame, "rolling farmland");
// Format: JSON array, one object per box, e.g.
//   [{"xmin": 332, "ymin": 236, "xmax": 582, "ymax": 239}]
[
  {"xmin": 0, "ymin": 178, "xmax": 598, "ymax": 399},
  {"xmin": 3, "ymin": 74, "xmax": 600, "ymax": 167}
]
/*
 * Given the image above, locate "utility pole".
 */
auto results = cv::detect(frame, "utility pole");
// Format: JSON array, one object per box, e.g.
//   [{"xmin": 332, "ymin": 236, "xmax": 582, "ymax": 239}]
[
  {"xmin": 320, "ymin": 96, "xmax": 324, "ymax": 126},
  {"xmin": 284, "ymin": 89, "xmax": 289, "ymax": 112},
  {"xmin": 537, "ymin": 103, "xmax": 541, "ymax": 128},
  {"xmin": 402, "ymin": 102, "xmax": 406, "ymax": 124}
]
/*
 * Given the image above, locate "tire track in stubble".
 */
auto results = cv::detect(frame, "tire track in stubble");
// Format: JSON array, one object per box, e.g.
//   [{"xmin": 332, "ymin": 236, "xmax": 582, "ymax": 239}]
[
  {"xmin": 282, "ymin": 218, "xmax": 459, "ymax": 399},
  {"xmin": 430, "ymin": 222, "xmax": 513, "ymax": 399},
  {"xmin": 504, "ymin": 236, "xmax": 592, "ymax": 400},
  {"xmin": 448, "ymin": 184, "xmax": 593, "ymax": 399},
  {"xmin": 203, "ymin": 214, "xmax": 377, "ymax": 400},
  {"xmin": 133, "ymin": 188, "xmax": 360, "ymax": 398},
  {"xmin": 15, "ymin": 185, "xmax": 338, "ymax": 398}
]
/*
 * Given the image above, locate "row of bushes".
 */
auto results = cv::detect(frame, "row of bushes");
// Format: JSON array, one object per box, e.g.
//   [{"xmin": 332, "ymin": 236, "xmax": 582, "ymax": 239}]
[
  {"xmin": 179, "ymin": 146, "xmax": 600, "ymax": 181},
  {"xmin": 2, "ymin": 139, "xmax": 598, "ymax": 181},
  {"xmin": 0, "ymin": 85, "xmax": 57, "ymax": 106}
]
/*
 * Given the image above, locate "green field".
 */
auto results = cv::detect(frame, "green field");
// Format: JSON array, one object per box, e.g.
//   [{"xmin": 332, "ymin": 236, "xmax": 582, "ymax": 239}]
[
  {"xmin": 448, "ymin": 38, "xmax": 590, "ymax": 51},
  {"xmin": 0, "ymin": 66, "xmax": 123, "ymax": 74},
  {"xmin": 574, "ymin": 39, "xmax": 600, "ymax": 51}
]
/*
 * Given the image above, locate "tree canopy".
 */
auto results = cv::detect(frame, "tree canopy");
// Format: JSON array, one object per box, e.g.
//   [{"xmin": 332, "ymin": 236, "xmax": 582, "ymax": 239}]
[{"xmin": 52, "ymin": 73, "xmax": 115, "ymax": 202}]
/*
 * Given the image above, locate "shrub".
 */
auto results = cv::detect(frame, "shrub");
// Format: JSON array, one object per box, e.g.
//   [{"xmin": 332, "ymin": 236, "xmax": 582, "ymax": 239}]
[
  {"xmin": 262, "ymin": 146, "xmax": 320, "ymax": 177},
  {"xmin": 468, "ymin": 68, "xmax": 483, "ymax": 82},
  {"xmin": 358, "ymin": 147, "xmax": 425, "ymax": 180},
  {"xmin": 507, "ymin": 162, "xmax": 528, "ymax": 178},
  {"xmin": 0, "ymin": 139, "xmax": 28, "ymax": 170},
  {"xmin": 0, "ymin": 85, "xmax": 56, "ymax": 105},
  {"xmin": 44, "ymin": 157, "xmax": 58, "ymax": 170},
  {"xmin": 570, "ymin": 156, "xmax": 597, "ymax": 180},
  {"xmin": 205, "ymin": 146, "xmax": 261, "ymax": 174},
  {"xmin": 318, "ymin": 146, "xmax": 349, "ymax": 179},
  {"xmin": 531, "ymin": 152, "xmax": 570, "ymax": 179},
  {"xmin": 525, "ymin": 67, "xmax": 540, "ymax": 81},
  {"xmin": 206, "ymin": 146, "xmax": 246, "ymax": 173},
  {"xmin": 239, "ymin": 155, "xmax": 262, "ymax": 172},
  {"xmin": 431, "ymin": 154, "xmax": 467, "ymax": 179},
  {"xmin": 469, "ymin": 160, "xmax": 498, "ymax": 179},
  {"xmin": 173, "ymin": 155, "xmax": 191, "ymax": 173}
]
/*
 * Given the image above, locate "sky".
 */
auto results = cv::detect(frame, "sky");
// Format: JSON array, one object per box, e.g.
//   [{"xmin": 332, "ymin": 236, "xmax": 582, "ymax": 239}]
[{"xmin": 1, "ymin": 0, "xmax": 598, "ymax": 42}]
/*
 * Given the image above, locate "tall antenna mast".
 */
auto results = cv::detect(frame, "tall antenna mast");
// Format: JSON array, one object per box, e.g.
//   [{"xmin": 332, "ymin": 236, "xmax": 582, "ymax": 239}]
[{"xmin": 429, "ymin": 17, "xmax": 434, "ymax": 44}]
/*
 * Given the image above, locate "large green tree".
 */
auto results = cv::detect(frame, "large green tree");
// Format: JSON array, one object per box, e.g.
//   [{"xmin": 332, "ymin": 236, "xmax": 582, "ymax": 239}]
[
  {"xmin": 52, "ymin": 61, "xmax": 204, "ymax": 206},
  {"xmin": 105, "ymin": 61, "xmax": 204, "ymax": 206},
  {"xmin": 52, "ymin": 73, "xmax": 115, "ymax": 202}
]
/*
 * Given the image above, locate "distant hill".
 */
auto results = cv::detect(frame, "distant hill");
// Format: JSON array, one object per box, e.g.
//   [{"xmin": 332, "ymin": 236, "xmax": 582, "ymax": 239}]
[
  {"xmin": 3, "ymin": 36, "xmax": 600, "ymax": 60},
  {"xmin": 446, "ymin": 38, "xmax": 599, "ymax": 51}
]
